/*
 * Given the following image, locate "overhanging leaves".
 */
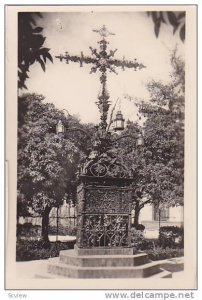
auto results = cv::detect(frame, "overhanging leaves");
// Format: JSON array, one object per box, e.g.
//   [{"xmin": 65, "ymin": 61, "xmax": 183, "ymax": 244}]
[
  {"xmin": 147, "ymin": 11, "xmax": 186, "ymax": 42},
  {"xmin": 18, "ymin": 12, "xmax": 53, "ymax": 89}
]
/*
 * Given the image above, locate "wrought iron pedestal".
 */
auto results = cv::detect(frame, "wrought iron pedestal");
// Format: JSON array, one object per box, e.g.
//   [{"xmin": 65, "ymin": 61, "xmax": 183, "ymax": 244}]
[{"xmin": 36, "ymin": 156, "xmax": 171, "ymax": 278}]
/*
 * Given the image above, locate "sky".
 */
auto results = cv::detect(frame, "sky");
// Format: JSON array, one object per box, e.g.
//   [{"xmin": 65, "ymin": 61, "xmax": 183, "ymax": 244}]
[{"xmin": 24, "ymin": 11, "xmax": 185, "ymax": 125}]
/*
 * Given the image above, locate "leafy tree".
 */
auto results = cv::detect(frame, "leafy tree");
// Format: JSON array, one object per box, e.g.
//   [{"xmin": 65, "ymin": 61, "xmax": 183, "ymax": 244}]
[
  {"xmin": 18, "ymin": 12, "xmax": 53, "ymax": 89},
  {"xmin": 17, "ymin": 94, "xmax": 87, "ymax": 241},
  {"xmin": 120, "ymin": 49, "xmax": 185, "ymax": 227},
  {"xmin": 140, "ymin": 49, "xmax": 184, "ymax": 213}
]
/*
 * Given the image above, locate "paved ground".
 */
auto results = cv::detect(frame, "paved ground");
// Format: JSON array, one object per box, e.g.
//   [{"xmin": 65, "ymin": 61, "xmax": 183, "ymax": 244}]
[{"xmin": 48, "ymin": 235, "xmax": 76, "ymax": 242}]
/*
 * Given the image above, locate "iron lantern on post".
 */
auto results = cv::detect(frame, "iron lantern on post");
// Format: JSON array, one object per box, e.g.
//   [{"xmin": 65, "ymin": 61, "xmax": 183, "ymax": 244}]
[
  {"xmin": 114, "ymin": 110, "xmax": 125, "ymax": 131},
  {"xmin": 136, "ymin": 133, "xmax": 144, "ymax": 146},
  {"xmin": 56, "ymin": 120, "xmax": 65, "ymax": 135}
]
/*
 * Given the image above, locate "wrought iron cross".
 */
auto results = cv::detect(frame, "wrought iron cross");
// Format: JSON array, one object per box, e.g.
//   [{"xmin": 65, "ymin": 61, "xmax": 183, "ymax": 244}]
[{"xmin": 56, "ymin": 25, "xmax": 146, "ymax": 130}]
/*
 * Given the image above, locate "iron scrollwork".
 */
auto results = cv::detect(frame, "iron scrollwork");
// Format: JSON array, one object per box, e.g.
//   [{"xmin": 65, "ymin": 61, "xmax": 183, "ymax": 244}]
[
  {"xmin": 76, "ymin": 185, "xmax": 132, "ymax": 248},
  {"xmin": 88, "ymin": 161, "xmax": 127, "ymax": 178},
  {"xmin": 82, "ymin": 214, "xmax": 129, "ymax": 247}
]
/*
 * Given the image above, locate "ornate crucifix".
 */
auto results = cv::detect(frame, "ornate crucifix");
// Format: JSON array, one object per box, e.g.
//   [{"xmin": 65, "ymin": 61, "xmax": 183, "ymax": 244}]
[
  {"xmin": 56, "ymin": 25, "xmax": 146, "ymax": 131},
  {"xmin": 55, "ymin": 25, "xmax": 146, "ymax": 249}
]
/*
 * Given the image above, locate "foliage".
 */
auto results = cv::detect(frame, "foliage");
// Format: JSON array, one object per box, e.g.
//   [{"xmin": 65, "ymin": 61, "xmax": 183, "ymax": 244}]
[
  {"xmin": 17, "ymin": 93, "xmax": 91, "ymax": 240},
  {"xmin": 131, "ymin": 228, "xmax": 145, "ymax": 249},
  {"xmin": 135, "ymin": 224, "xmax": 145, "ymax": 231},
  {"xmin": 16, "ymin": 240, "xmax": 75, "ymax": 261},
  {"xmin": 17, "ymin": 222, "xmax": 77, "ymax": 239},
  {"xmin": 147, "ymin": 11, "xmax": 185, "ymax": 42},
  {"xmin": 142, "ymin": 51, "xmax": 184, "ymax": 208},
  {"xmin": 133, "ymin": 50, "xmax": 184, "ymax": 210},
  {"xmin": 18, "ymin": 12, "xmax": 53, "ymax": 89},
  {"xmin": 145, "ymin": 246, "xmax": 184, "ymax": 261},
  {"xmin": 48, "ymin": 225, "xmax": 77, "ymax": 236},
  {"xmin": 17, "ymin": 223, "xmax": 41, "ymax": 239},
  {"xmin": 18, "ymin": 93, "xmax": 87, "ymax": 215},
  {"xmin": 113, "ymin": 49, "xmax": 185, "ymax": 227},
  {"xmin": 17, "ymin": 192, "xmax": 32, "ymax": 221},
  {"xmin": 159, "ymin": 226, "xmax": 184, "ymax": 248}
]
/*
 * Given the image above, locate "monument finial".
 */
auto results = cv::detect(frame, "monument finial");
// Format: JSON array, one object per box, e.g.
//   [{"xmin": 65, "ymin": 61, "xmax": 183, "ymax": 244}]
[{"xmin": 92, "ymin": 25, "xmax": 115, "ymax": 38}]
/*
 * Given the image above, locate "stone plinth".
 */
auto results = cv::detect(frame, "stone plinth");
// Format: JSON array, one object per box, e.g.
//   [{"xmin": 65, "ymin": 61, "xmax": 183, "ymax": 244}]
[
  {"xmin": 36, "ymin": 247, "xmax": 172, "ymax": 279},
  {"xmin": 74, "ymin": 245, "xmax": 134, "ymax": 255}
]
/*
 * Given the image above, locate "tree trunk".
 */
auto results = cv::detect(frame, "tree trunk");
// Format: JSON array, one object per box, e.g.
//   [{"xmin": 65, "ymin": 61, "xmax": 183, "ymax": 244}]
[
  {"xmin": 134, "ymin": 200, "xmax": 140, "ymax": 229},
  {"xmin": 134, "ymin": 208, "xmax": 140, "ymax": 229},
  {"xmin": 41, "ymin": 205, "xmax": 52, "ymax": 242}
]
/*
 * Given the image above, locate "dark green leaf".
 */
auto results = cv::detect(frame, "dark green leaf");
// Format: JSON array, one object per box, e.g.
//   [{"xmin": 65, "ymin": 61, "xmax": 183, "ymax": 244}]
[
  {"xmin": 177, "ymin": 12, "xmax": 185, "ymax": 20},
  {"xmin": 37, "ymin": 56, "xmax": 46, "ymax": 72},
  {"xmin": 173, "ymin": 23, "xmax": 179, "ymax": 34},
  {"xmin": 167, "ymin": 12, "xmax": 179, "ymax": 27},
  {"xmin": 151, "ymin": 12, "xmax": 158, "ymax": 23},
  {"xmin": 32, "ymin": 35, "xmax": 46, "ymax": 49},
  {"xmin": 34, "ymin": 12, "xmax": 43, "ymax": 18},
  {"xmin": 33, "ymin": 27, "xmax": 43, "ymax": 33},
  {"xmin": 154, "ymin": 21, "xmax": 161, "ymax": 37},
  {"xmin": 160, "ymin": 12, "xmax": 166, "ymax": 24},
  {"xmin": 29, "ymin": 17, "xmax": 36, "ymax": 26},
  {"xmin": 180, "ymin": 24, "xmax": 185, "ymax": 42},
  {"xmin": 43, "ymin": 54, "xmax": 46, "ymax": 63},
  {"xmin": 39, "ymin": 47, "xmax": 50, "ymax": 53},
  {"xmin": 45, "ymin": 51, "xmax": 53, "ymax": 63}
]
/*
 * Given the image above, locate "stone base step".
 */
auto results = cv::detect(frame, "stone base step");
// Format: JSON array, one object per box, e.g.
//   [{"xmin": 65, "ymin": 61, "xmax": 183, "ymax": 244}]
[
  {"xmin": 47, "ymin": 259, "xmax": 161, "ymax": 278},
  {"xmin": 59, "ymin": 250, "xmax": 149, "ymax": 267},
  {"xmin": 148, "ymin": 268, "xmax": 172, "ymax": 278},
  {"xmin": 74, "ymin": 245, "xmax": 134, "ymax": 256},
  {"xmin": 35, "ymin": 268, "xmax": 172, "ymax": 279}
]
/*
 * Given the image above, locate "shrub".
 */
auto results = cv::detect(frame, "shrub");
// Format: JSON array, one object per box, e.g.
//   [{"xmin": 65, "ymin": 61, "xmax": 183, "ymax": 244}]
[
  {"xmin": 48, "ymin": 225, "xmax": 77, "ymax": 236},
  {"xmin": 131, "ymin": 228, "xmax": 145, "ymax": 250},
  {"xmin": 159, "ymin": 226, "xmax": 184, "ymax": 248},
  {"xmin": 140, "ymin": 239, "xmax": 158, "ymax": 250},
  {"xmin": 49, "ymin": 225, "xmax": 68, "ymax": 236},
  {"xmin": 145, "ymin": 246, "xmax": 184, "ymax": 261},
  {"xmin": 136, "ymin": 224, "xmax": 145, "ymax": 231},
  {"xmin": 17, "ymin": 223, "xmax": 77, "ymax": 241},
  {"xmin": 17, "ymin": 223, "xmax": 41, "ymax": 239},
  {"xmin": 68, "ymin": 227, "xmax": 77, "ymax": 236},
  {"xmin": 16, "ymin": 239, "xmax": 76, "ymax": 261}
]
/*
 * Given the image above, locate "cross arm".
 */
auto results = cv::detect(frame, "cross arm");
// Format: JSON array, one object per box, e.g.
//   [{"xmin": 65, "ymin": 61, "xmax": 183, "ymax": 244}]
[
  {"xmin": 55, "ymin": 52, "xmax": 97, "ymax": 67},
  {"xmin": 109, "ymin": 57, "xmax": 146, "ymax": 71}
]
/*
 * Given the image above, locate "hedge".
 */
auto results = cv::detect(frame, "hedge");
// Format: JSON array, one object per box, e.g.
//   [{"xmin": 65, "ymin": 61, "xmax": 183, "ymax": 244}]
[{"xmin": 16, "ymin": 239, "xmax": 76, "ymax": 261}]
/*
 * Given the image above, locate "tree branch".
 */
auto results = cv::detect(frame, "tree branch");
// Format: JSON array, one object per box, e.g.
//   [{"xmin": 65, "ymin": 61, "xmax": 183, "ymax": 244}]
[{"xmin": 139, "ymin": 199, "xmax": 151, "ymax": 210}]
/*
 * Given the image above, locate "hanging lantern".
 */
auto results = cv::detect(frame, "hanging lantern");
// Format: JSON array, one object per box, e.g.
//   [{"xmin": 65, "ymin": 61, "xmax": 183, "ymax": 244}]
[
  {"xmin": 114, "ymin": 110, "xmax": 125, "ymax": 131},
  {"xmin": 136, "ymin": 133, "xmax": 144, "ymax": 146},
  {"xmin": 56, "ymin": 120, "xmax": 65, "ymax": 135}
]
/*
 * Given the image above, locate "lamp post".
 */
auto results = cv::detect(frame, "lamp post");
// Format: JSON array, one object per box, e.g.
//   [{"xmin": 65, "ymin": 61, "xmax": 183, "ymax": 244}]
[
  {"xmin": 136, "ymin": 133, "xmax": 144, "ymax": 146},
  {"xmin": 114, "ymin": 110, "xmax": 125, "ymax": 131},
  {"xmin": 56, "ymin": 120, "xmax": 65, "ymax": 135},
  {"xmin": 56, "ymin": 204, "xmax": 59, "ymax": 243}
]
